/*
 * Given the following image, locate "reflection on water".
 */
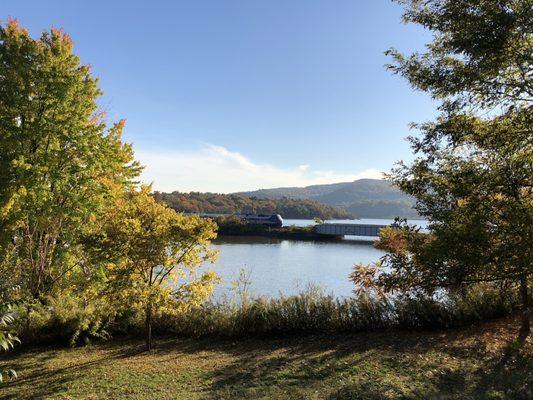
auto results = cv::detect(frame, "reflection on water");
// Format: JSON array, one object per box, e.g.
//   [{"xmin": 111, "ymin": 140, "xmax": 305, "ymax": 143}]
[
  {"xmin": 207, "ymin": 235, "xmax": 385, "ymax": 300},
  {"xmin": 202, "ymin": 219, "xmax": 427, "ymax": 300}
]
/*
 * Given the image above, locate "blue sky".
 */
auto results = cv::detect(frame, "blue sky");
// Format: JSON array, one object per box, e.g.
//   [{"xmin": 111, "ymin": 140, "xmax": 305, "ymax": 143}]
[{"xmin": 3, "ymin": 0, "xmax": 436, "ymax": 192}]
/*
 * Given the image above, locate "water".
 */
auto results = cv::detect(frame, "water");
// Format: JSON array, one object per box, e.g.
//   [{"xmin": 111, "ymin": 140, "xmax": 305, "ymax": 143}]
[
  {"xmin": 208, "ymin": 236, "xmax": 384, "ymax": 300},
  {"xmin": 204, "ymin": 218, "xmax": 427, "ymax": 300}
]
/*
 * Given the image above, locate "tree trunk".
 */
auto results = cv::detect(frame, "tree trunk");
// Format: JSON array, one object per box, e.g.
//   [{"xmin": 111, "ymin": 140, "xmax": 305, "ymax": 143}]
[
  {"xmin": 145, "ymin": 302, "xmax": 153, "ymax": 351},
  {"xmin": 519, "ymin": 271, "xmax": 530, "ymax": 341},
  {"xmin": 24, "ymin": 303, "xmax": 32, "ymax": 341}
]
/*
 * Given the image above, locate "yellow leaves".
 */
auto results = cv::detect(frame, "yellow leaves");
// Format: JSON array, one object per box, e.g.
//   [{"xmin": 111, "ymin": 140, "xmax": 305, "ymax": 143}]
[
  {"xmin": 204, "ymin": 248, "xmax": 219, "ymax": 264},
  {"xmin": 349, "ymin": 263, "xmax": 385, "ymax": 297},
  {"xmin": 10, "ymin": 157, "xmax": 32, "ymax": 171},
  {"xmin": 0, "ymin": 187, "xmax": 27, "ymax": 219},
  {"xmin": 456, "ymin": 198, "xmax": 469, "ymax": 207},
  {"xmin": 375, "ymin": 226, "xmax": 409, "ymax": 254},
  {"xmin": 95, "ymin": 187, "xmax": 220, "ymax": 320}
]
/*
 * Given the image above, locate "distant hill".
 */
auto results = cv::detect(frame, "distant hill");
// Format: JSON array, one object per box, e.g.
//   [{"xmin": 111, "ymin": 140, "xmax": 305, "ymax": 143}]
[
  {"xmin": 153, "ymin": 192, "xmax": 353, "ymax": 220},
  {"xmin": 237, "ymin": 179, "xmax": 420, "ymax": 219}
]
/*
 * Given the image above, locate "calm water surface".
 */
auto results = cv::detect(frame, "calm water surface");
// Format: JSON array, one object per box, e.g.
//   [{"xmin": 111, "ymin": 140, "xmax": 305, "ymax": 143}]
[{"xmin": 206, "ymin": 218, "xmax": 427, "ymax": 300}]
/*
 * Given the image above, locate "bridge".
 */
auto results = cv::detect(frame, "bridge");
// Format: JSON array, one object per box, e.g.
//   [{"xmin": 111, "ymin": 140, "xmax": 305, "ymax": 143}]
[{"xmin": 315, "ymin": 223, "xmax": 390, "ymax": 237}]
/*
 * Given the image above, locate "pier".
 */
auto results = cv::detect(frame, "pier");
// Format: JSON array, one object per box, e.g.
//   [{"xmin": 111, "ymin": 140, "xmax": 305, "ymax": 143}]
[{"xmin": 315, "ymin": 223, "xmax": 389, "ymax": 237}]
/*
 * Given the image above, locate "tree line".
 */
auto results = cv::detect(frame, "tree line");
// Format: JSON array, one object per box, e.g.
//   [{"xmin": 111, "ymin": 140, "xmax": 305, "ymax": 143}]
[{"xmin": 153, "ymin": 191, "xmax": 354, "ymax": 219}]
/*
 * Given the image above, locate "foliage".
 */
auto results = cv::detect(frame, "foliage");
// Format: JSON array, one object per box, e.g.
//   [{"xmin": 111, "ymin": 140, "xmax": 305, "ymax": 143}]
[
  {"xmin": 152, "ymin": 284, "xmax": 519, "ymax": 338},
  {"xmin": 0, "ymin": 295, "xmax": 19, "ymax": 383},
  {"xmin": 0, "ymin": 21, "xmax": 222, "ymax": 351},
  {"xmin": 154, "ymin": 191, "xmax": 354, "ymax": 219},
  {"xmin": 0, "ymin": 317, "xmax": 18, "ymax": 383},
  {"xmin": 213, "ymin": 215, "xmax": 269, "ymax": 235},
  {"xmin": 0, "ymin": 307, "xmax": 18, "ymax": 352},
  {"xmin": 11, "ymin": 283, "xmax": 520, "ymax": 345},
  {"xmin": 369, "ymin": 0, "xmax": 533, "ymax": 335},
  {"xmin": 345, "ymin": 199, "xmax": 419, "ymax": 219},
  {"xmin": 17, "ymin": 292, "xmax": 117, "ymax": 346},
  {"xmin": 0, "ymin": 20, "xmax": 140, "ymax": 301},
  {"xmin": 87, "ymin": 187, "xmax": 219, "ymax": 350},
  {"xmin": 387, "ymin": 0, "xmax": 532, "ymax": 109}
]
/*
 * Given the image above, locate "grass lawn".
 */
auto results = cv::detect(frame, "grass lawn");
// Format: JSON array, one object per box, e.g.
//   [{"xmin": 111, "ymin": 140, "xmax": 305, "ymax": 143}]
[{"xmin": 0, "ymin": 317, "xmax": 530, "ymax": 400}]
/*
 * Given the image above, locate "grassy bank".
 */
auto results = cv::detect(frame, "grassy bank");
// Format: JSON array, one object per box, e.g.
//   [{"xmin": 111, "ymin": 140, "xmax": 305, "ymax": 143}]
[{"xmin": 0, "ymin": 316, "xmax": 530, "ymax": 400}]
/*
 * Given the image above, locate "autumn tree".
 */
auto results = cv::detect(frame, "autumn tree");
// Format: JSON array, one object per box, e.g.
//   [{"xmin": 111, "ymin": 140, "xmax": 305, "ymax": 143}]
[
  {"xmin": 353, "ymin": 1, "xmax": 532, "ymax": 336},
  {"xmin": 0, "ymin": 20, "xmax": 140, "ymax": 302},
  {"xmin": 88, "ymin": 188, "xmax": 219, "ymax": 351}
]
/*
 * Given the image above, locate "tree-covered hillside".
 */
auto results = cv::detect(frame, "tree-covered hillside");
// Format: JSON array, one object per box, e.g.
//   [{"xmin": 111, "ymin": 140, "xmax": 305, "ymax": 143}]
[
  {"xmin": 153, "ymin": 192, "xmax": 353, "ymax": 219},
  {"xmin": 238, "ymin": 179, "xmax": 421, "ymax": 219}
]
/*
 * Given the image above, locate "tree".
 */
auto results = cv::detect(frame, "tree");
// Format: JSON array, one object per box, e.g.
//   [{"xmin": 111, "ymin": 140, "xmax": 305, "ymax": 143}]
[
  {"xmin": 352, "ymin": 1, "xmax": 532, "ymax": 336},
  {"xmin": 153, "ymin": 191, "xmax": 354, "ymax": 219},
  {"xmin": 0, "ymin": 20, "xmax": 140, "ymax": 302},
  {"xmin": 89, "ymin": 188, "xmax": 219, "ymax": 351}
]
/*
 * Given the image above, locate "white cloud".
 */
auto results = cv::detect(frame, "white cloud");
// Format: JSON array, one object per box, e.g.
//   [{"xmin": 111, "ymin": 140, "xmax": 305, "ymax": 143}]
[{"xmin": 136, "ymin": 144, "xmax": 383, "ymax": 193}]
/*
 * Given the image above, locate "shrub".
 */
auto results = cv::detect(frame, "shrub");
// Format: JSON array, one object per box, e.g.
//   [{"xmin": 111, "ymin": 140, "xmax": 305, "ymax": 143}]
[
  {"xmin": 16, "ymin": 294, "xmax": 117, "ymax": 346},
  {"xmin": 0, "ymin": 304, "xmax": 19, "ymax": 383},
  {"xmin": 15, "ymin": 283, "xmax": 522, "ymax": 345},
  {"xmin": 152, "ymin": 283, "xmax": 520, "ymax": 338}
]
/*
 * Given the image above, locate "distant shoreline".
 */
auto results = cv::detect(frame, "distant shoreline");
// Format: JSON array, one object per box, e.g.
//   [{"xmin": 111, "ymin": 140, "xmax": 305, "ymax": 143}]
[{"xmin": 216, "ymin": 228, "xmax": 376, "ymax": 244}]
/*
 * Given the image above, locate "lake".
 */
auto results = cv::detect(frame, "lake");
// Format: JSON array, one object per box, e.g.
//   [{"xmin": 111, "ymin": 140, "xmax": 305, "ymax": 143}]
[{"xmin": 206, "ymin": 218, "xmax": 427, "ymax": 300}]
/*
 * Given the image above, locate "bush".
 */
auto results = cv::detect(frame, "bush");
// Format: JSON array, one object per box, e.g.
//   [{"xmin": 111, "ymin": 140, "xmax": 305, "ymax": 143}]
[
  {"xmin": 0, "ymin": 303, "xmax": 19, "ymax": 383},
  {"xmin": 16, "ymin": 294, "xmax": 120, "ymax": 346},
  {"xmin": 15, "ymin": 284, "xmax": 521, "ymax": 345},
  {"xmin": 152, "ymin": 283, "xmax": 520, "ymax": 338}
]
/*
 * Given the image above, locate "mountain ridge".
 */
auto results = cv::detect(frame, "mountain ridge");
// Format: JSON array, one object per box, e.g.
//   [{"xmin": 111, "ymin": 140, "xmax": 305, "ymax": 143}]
[{"xmin": 236, "ymin": 178, "xmax": 420, "ymax": 219}]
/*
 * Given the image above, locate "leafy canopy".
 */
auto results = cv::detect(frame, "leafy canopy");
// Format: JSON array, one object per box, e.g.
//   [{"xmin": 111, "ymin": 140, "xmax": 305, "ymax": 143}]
[
  {"xmin": 352, "ymin": 1, "xmax": 532, "ymax": 333},
  {"xmin": 0, "ymin": 20, "xmax": 141, "ymax": 300},
  {"xmin": 88, "ymin": 187, "xmax": 219, "ymax": 349}
]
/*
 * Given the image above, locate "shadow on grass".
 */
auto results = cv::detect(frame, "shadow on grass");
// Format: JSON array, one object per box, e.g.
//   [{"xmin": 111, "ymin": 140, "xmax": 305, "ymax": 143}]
[
  {"xmin": 0, "ymin": 355, "xmax": 98, "ymax": 399},
  {"xmin": 0, "ymin": 342, "xmax": 147, "ymax": 400},
  {"xmin": 172, "ymin": 324, "xmax": 528, "ymax": 400},
  {"xmin": 0, "ymin": 319, "xmax": 530, "ymax": 400}
]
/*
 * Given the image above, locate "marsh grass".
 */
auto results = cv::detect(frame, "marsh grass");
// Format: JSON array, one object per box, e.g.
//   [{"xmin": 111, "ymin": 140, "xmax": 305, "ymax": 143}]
[
  {"xmin": 155, "ymin": 284, "xmax": 520, "ymax": 338},
  {"xmin": 14, "ymin": 283, "xmax": 520, "ymax": 346}
]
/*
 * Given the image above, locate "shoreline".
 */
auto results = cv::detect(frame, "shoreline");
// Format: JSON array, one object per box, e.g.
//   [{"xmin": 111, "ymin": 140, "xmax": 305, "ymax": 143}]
[{"xmin": 216, "ymin": 229, "xmax": 377, "ymax": 244}]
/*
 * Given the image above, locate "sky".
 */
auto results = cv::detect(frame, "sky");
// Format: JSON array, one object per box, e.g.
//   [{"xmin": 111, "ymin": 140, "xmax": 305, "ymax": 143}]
[{"xmin": 3, "ymin": 0, "xmax": 437, "ymax": 193}]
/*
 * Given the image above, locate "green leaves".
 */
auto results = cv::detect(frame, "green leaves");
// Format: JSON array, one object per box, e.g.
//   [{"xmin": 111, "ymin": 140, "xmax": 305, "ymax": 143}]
[
  {"xmin": 0, "ymin": 302, "xmax": 19, "ymax": 384},
  {"xmin": 0, "ymin": 20, "xmax": 141, "ymax": 300},
  {"xmin": 389, "ymin": 0, "xmax": 532, "ymax": 110},
  {"xmin": 377, "ymin": 1, "xmax": 533, "ymax": 312}
]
